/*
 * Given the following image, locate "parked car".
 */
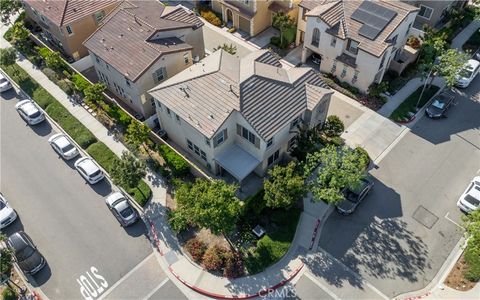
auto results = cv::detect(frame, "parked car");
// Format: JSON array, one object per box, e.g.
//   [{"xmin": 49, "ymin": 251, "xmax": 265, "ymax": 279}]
[
  {"xmin": 15, "ymin": 100, "xmax": 45, "ymax": 125},
  {"xmin": 311, "ymin": 53, "xmax": 321, "ymax": 65},
  {"xmin": 105, "ymin": 192, "xmax": 138, "ymax": 227},
  {"xmin": 0, "ymin": 193, "xmax": 17, "ymax": 229},
  {"xmin": 74, "ymin": 157, "xmax": 105, "ymax": 184},
  {"xmin": 455, "ymin": 59, "xmax": 480, "ymax": 88},
  {"xmin": 425, "ymin": 90, "xmax": 455, "ymax": 118},
  {"xmin": 336, "ymin": 178, "xmax": 374, "ymax": 215},
  {"xmin": 7, "ymin": 231, "xmax": 46, "ymax": 275},
  {"xmin": 48, "ymin": 133, "xmax": 79, "ymax": 160},
  {"xmin": 457, "ymin": 176, "xmax": 480, "ymax": 213},
  {"xmin": 0, "ymin": 72, "xmax": 12, "ymax": 92}
]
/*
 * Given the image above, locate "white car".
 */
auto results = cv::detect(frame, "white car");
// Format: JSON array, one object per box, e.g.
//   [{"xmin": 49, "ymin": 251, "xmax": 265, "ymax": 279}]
[
  {"xmin": 15, "ymin": 100, "xmax": 45, "ymax": 125},
  {"xmin": 456, "ymin": 59, "xmax": 480, "ymax": 88},
  {"xmin": 457, "ymin": 176, "xmax": 480, "ymax": 213},
  {"xmin": 74, "ymin": 157, "xmax": 105, "ymax": 184},
  {"xmin": 48, "ymin": 133, "xmax": 79, "ymax": 160},
  {"xmin": 0, "ymin": 193, "xmax": 17, "ymax": 229},
  {"xmin": 0, "ymin": 72, "xmax": 12, "ymax": 92},
  {"xmin": 105, "ymin": 192, "xmax": 138, "ymax": 227}
]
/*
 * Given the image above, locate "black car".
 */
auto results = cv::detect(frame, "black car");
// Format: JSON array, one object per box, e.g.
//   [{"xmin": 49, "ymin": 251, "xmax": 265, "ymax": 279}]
[
  {"xmin": 7, "ymin": 232, "xmax": 46, "ymax": 275},
  {"xmin": 425, "ymin": 91, "xmax": 455, "ymax": 118},
  {"xmin": 336, "ymin": 178, "xmax": 374, "ymax": 215}
]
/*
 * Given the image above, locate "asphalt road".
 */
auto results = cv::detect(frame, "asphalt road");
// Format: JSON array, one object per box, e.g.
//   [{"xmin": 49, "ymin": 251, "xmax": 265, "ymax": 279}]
[
  {"xmin": 316, "ymin": 76, "xmax": 480, "ymax": 297},
  {"xmin": 0, "ymin": 89, "xmax": 153, "ymax": 299}
]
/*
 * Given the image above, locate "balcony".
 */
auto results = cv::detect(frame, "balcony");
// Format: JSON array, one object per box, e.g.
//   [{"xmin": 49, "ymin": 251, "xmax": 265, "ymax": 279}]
[
  {"xmin": 388, "ymin": 45, "xmax": 419, "ymax": 75},
  {"xmin": 336, "ymin": 53, "xmax": 357, "ymax": 68}
]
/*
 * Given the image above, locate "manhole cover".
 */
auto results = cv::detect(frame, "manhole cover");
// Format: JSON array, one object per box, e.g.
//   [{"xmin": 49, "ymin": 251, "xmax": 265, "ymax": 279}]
[{"xmin": 413, "ymin": 206, "xmax": 439, "ymax": 229}]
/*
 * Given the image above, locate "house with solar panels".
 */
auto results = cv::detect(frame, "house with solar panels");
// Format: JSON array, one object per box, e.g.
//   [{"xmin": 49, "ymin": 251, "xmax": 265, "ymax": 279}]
[
  {"xmin": 148, "ymin": 50, "xmax": 333, "ymax": 182},
  {"xmin": 300, "ymin": 0, "xmax": 418, "ymax": 93}
]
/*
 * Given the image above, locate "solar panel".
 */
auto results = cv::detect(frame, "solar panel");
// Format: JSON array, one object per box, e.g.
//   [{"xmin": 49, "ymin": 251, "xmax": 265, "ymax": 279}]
[{"xmin": 351, "ymin": 1, "xmax": 397, "ymax": 40}]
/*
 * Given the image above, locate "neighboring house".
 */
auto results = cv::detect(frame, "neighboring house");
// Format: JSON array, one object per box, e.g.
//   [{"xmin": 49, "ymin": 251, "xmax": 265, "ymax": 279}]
[
  {"xmin": 23, "ymin": 0, "xmax": 119, "ymax": 61},
  {"xmin": 211, "ymin": 0, "xmax": 301, "ymax": 37},
  {"xmin": 300, "ymin": 0, "xmax": 418, "ymax": 93},
  {"xmin": 84, "ymin": 0, "xmax": 205, "ymax": 118},
  {"xmin": 149, "ymin": 50, "xmax": 333, "ymax": 182},
  {"xmin": 401, "ymin": 1, "xmax": 467, "ymax": 30}
]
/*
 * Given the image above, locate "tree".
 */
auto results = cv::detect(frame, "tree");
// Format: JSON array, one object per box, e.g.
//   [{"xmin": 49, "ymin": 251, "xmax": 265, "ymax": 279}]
[
  {"xmin": 0, "ymin": 47, "xmax": 18, "ymax": 77},
  {"xmin": 125, "ymin": 121, "xmax": 151, "ymax": 149},
  {"xmin": 110, "ymin": 151, "xmax": 147, "ymax": 191},
  {"xmin": 436, "ymin": 49, "xmax": 470, "ymax": 87},
  {"xmin": 213, "ymin": 43, "xmax": 237, "ymax": 55},
  {"xmin": 84, "ymin": 83, "xmax": 106, "ymax": 105},
  {"xmin": 264, "ymin": 161, "xmax": 305, "ymax": 209},
  {"xmin": 38, "ymin": 49, "xmax": 67, "ymax": 74},
  {"xmin": 308, "ymin": 145, "xmax": 367, "ymax": 204},
  {"xmin": 170, "ymin": 179, "xmax": 242, "ymax": 234},
  {"xmin": 290, "ymin": 125, "xmax": 322, "ymax": 161},
  {"xmin": 10, "ymin": 21, "xmax": 30, "ymax": 51},
  {"xmin": 0, "ymin": 233, "xmax": 13, "ymax": 284},
  {"xmin": 0, "ymin": 0, "xmax": 21, "ymax": 25},
  {"xmin": 322, "ymin": 115, "xmax": 344, "ymax": 137},
  {"xmin": 462, "ymin": 210, "xmax": 480, "ymax": 281},
  {"xmin": 272, "ymin": 12, "xmax": 295, "ymax": 47}
]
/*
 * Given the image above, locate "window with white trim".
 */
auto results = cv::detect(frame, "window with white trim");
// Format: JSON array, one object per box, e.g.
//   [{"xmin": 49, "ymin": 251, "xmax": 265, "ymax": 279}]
[
  {"xmin": 268, "ymin": 150, "xmax": 280, "ymax": 166},
  {"xmin": 418, "ymin": 5, "xmax": 433, "ymax": 20},
  {"xmin": 330, "ymin": 36, "xmax": 336, "ymax": 47},
  {"xmin": 346, "ymin": 39, "xmax": 359, "ymax": 55},
  {"xmin": 166, "ymin": 107, "xmax": 171, "ymax": 117},
  {"xmin": 175, "ymin": 113, "xmax": 181, "ymax": 124},
  {"xmin": 266, "ymin": 137, "xmax": 273, "ymax": 148},
  {"xmin": 205, "ymin": 137, "xmax": 211, "ymax": 147},
  {"xmin": 154, "ymin": 67, "xmax": 166, "ymax": 83},
  {"xmin": 290, "ymin": 116, "xmax": 301, "ymax": 129},
  {"xmin": 311, "ymin": 28, "xmax": 320, "ymax": 47},
  {"xmin": 66, "ymin": 25, "xmax": 73, "ymax": 35},
  {"xmin": 214, "ymin": 131, "xmax": 225, "ymax": 146}
]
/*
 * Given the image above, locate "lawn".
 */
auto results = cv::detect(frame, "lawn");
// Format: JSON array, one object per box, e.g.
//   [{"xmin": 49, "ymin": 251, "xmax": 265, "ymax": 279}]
[
  {"xmin": 390, "ymin": 85, "xmax": 440, "ymax": 122},
  {"xmin": 463, "ymin": 29, "xmax": 480, "ymax": 54}
]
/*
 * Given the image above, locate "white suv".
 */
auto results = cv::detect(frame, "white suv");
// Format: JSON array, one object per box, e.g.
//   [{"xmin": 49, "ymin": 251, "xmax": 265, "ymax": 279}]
[
  {"xmin": 15, "ymin": 100, "xmax": 45, "ymax": 125},
  {"xmin": 457, "ymin": 176, "xmax": 480, "ymax": 213},
  {"xmin": 0, "ymin": 193, "xmax": 17, "ymax": 229},
  {"xmin": 0, "ymin": 72, "xmax": 12, "ymax": 92},
  {"xmin": 74, "ymin": 157, "xmax": 105, "ymax": 184}
]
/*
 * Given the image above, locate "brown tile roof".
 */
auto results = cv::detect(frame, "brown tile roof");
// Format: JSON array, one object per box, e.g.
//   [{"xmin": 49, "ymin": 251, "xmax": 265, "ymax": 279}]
[
  {"xmin": 149, "ymin": 50, "xmax": 331, "ymax": 140},
  {"xmin": 84, "ymin": 1, "xmax": 202, "ymax": 82},
  {"xmin": 305, "ymin": 0, "xmax": 418, "ymax": 57},
  {"xmin": 24, "ymin": 0, "xmax": 119, "ymax": 26}
]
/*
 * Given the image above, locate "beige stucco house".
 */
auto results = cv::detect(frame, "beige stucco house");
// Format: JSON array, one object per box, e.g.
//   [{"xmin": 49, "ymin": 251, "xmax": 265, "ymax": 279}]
[
  {"xmin": 84, "ymin": 0, "xmax": 205, "ymax": 118},
  {"xmin": 23, "ymin": 0, "xmax": 119, "ymax": 61},
  {"xmin": 211, "ymin": 0, "xmax": 301, "ymax": 36},
  {"xmin": 300, "ymin": 0, "xmax": 418, "ymax": 93},
  {"xmin": 149, "ymin": 50, "xmax": 333, "ymax": 181},
  {"xmin": 401, "ymin": 0, "xmax": 467, "ymax": 30}
]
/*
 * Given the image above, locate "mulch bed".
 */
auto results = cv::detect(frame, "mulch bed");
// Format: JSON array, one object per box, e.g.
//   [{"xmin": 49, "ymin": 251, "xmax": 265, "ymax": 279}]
[{"xmin": 444, "ymin": 253, "xmax": 478, "ymax": 291}]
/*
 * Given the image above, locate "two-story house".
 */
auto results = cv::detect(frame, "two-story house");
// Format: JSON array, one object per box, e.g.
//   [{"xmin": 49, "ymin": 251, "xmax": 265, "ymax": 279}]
[
  {"xmin": 211, "ymin": 0, "xmax": 300, "ymax": 37},
  {"xmin": 149, "ymin": 50, "xmax": 333, "ymax": 183},
  {"xmin": 401, "ymin": 0, "xmax": 467, "ymax": 30},
  {"xmin": 84, "ymin": 0, "xmax": 205, "ymax": 118},
  {"xmin": 300, "ymin": 0, "xmax": 418, "ymax": 93},
  {"xmin": 23, "ymin": 0, "xmax": 119, "ymax": 61}
]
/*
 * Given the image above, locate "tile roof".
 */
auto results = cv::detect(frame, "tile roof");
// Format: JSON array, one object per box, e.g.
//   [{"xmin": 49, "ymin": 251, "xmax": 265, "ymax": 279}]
[
  {"xmin": 24, "ymin": 0, "xmax": 119, "ymax": 26},
  {"xmin": 304, "ymin": 0, "xmax": 418, "ymax": 57},
  {"xmin": 84, "ymin": 1, "xmax": 202, "ymax": 82},
  {"xmin": 149, "ymin": 50, "xmax": 332, "ymax": 140}
]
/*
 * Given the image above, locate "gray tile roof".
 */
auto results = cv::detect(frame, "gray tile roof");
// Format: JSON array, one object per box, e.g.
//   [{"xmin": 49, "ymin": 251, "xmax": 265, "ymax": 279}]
[{"xmin": 149, "ymin": 50, "xmax": 331, "ymax": 140}]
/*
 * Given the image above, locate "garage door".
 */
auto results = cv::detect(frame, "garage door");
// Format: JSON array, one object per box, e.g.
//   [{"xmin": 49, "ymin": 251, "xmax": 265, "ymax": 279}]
[{"xmin": 239, "ymin": 16, "xmax": 250, "ymax": 34}]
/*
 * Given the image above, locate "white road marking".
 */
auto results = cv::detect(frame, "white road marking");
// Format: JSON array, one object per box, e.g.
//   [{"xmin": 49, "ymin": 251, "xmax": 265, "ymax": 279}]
[
  {"xmin": 77, "ymin": 266, "xmax": 109, "ymax": 300},
  {"xmin": 141, "ymin": 277, "xmax": 170, "ymax": 300},
  {"xmin": 303, "ymin": 272, "xmax": 341, "ymax": 300},
  {"xmin": 97, "ymin": 252, "xmax": 155, "ymax": 300},
  {"xmin": 444, "ymin": 212, "xmax": 465, "ymax": 230}
]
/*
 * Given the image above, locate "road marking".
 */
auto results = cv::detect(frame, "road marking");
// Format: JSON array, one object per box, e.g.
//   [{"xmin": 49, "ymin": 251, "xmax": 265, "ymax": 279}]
[
  {"xmin": 303, "ymin": 272, "xmax": 341, "ymax": 300},
  {"xmin": 98, "ymin": 252, "xmax": 155, "ymax": 300},
  {"xmin": 77, "ymin": 266, "xmax": 109, "ymax": 300},
  {"xmin": 141, "ymin": 277, "xmax": 170, "ymax": 300},
  {"xmin": 444, "ymin": 212, "xmax": 464, "ymax": 230}
]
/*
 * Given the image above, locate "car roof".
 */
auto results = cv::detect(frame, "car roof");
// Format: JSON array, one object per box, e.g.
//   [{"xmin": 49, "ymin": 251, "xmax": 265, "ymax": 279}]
[
  {"xmin": 78, "ymin": 158, "xmax": 100, "ymax": 175},
  {"xmin": 467, "ymin": 182, "xmax": 480, "ymax": 200},
  {"xmin": 106, "ymin": 192, "xmax": 125, "ymax": 206},
  {"xmin": 8, "ymin": 232, "xmax": 30, "ymax": 251},
  {"xmin": 52, "ymin": 135, "xmax": 71, "ymax": 148},
  {"xmin": 19, "ymin": 101, "xmax": 39, "ymax": 115},
  {"xmin": 466, "ymin": 59, "xmax": 480, "ymax": 69}
]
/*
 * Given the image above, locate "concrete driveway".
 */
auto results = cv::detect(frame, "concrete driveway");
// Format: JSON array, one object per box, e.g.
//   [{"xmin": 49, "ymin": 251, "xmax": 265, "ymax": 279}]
[{"xmin": 314, "ymin": 75, "xmax": 480, "ymax": 298}]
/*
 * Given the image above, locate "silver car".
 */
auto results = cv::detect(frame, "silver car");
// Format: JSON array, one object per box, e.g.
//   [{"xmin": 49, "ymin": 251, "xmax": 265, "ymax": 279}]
[
  {"xmin": 48, "ymin": 133, "xmax": 79, "ymax": 160},
  {"xmin": 0, "ymin": 72, "xmax": 12, "ymax": 92},
  {"xmin": 15, "ymin": 100, "xmax": 45, "ymax": 125},
  {"xmin": 105, "ymin": 192, "xmax": 138, "ymax": 227}
]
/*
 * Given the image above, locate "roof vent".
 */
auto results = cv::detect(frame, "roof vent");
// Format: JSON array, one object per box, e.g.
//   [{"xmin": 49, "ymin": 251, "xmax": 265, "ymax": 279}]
[
  {"xmin": 101, "ymin": 38, "xmax": 105, "ymax": 43},
  {"xmin": 179, "ymin": 86, "xmax": 190, "ymax": 98},
  {"xmin": 208, "ymin": 114, "xmax": 214, "ymax": 120},
  {"xmin": 124, "ymin": 72, "xmax": 129, "ymax": 77},
  {"xmin": 119, "ymin": 34, "xmax": 124, "ymax": 38},
  {"xmin": 73, "ymin": 8, "xmax": 77, "ymax": 13},
  {"xmin": 188, "ymin": 114, "xmax": 192, "ymax": 120},
  {"xmin": 196, "ymin": 121, "xmax": 201, "ymax": 128},
  {"xmin": 127, "ymin": 27, "xmax": 132, "ymax": 31}
]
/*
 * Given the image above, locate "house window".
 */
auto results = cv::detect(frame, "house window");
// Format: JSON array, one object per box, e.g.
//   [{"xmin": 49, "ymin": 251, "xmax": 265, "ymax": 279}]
[
  {"xmin": 150, "ymin": 97, "xmax": 155, "ymax": 108},
  {"xmin": 154, "ymin": 67, "xmax": 166, "ymax": 83},
  {"xmin": 200, "ymin": 150, "xmax": 207, "ymax": 161},
  {"xmin": 346, "ymin": 39, "xmax": 359, "ymax": 55},
  {"xmin": 125, "ymin": 78, "xmax": 131, "ymax": 87},
  {"xmin": 290, "ymin": 116, "xmax": 301, "ymax": 129},
  {"xmin": 66, "ymin": 25, "xmax": 73, "ymax": 35},
  {"xmin": 288, "ymin": 137, "xmax": 296, "ymax": 150},
  {"xmin": 302, "ymin": 8, "xmax": 309, "ymax": 21},
  {"xmin": 266, "ymin": 137, "xmax": 273, "ymax": 148},
  {"xmin": 205, "ymin": 137, "xmax": 210, "ymax": 147},
  {"xmin": 418, "ymin": 5, "xmax": 433, "ymax": 20},
  {"xmin": 187, "ymin": 139, "xmax": 193, "ymax": 150},
  {"xmin": 95, "ymin": 54, "xmax": 100, "ymax": 63},
  {"xmin": 311, "ymin": 28, "xmax": 320, "ymax": 47},
  {"xmin": 330, "ymin": 36, "xmax": 336, "ymax": 47},
  {"xmin": 237, "ymin": 124, "xmax": 259, "ymax": 147},
  {"xmin": 175, "ymin": 113, "xmax": 181, "ymax": 124},
  {"xmin": 94, "ymin": 11, "xmax": 105, "ymax": 23},
  {"xmin": 340, "ymin": 65, "xmax": 347, "ymax": 78},
  {"xmin": 331, "ymin": 60, "xmax": 337, "ymax": 73},
  {"xmin": 214, "ymin": 131, "xmax": 225, "ymax": 147},
  {"xmin": 390, "ymin": 34, "xmax": 398, "ymax": 47},
  {"xmin": 166, "ymin": 107, "xmax": 171, "ymax": 117},
  {"xmin": 194, "ymin": 145, "xmax": 200, "ymax": 155},
  {"xmin": 352, "ymin": 70, "xmax": 359, "ymax": 83},
  {"xmin": 379, "ymin": 54, "xmax": 386, "ymax": 70},
  {"xmin": 183, "ymin": 53, "xmax": 189, "ymax": 64},
  {"xmin": 157, "ymin": 101, "xmax": 163, "ymax": 111},
  {"xmin": 268, "ymin": 150, "xmax": 280, "ymax": 166},
  {"xmin": 106, "ymin": 63, "xmax": 110, "ymax": 70}
]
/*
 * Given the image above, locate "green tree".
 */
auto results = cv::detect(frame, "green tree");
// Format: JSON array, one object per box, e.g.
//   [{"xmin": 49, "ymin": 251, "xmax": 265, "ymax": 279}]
[
  {"xmin": 272, "ymin": 12, "xmax": 295, "ymax": 47},
  {"xmin": 39, "ymin": 49, "xmax": 67, "ymax": 74},
  {"xmin": 264, "ymin": 161, "xmax": 305, "ymax": 209},
  {"xmin": 0, "ymin": 233, "xmax": 13, "ymax": 284},
  {"xmin": 322, "ymin": 115, "xmax": 344, "ymax": 137},
  {"xmin": 10, "ymin": 21, "xmax": 30, "ymax": 50},
  {"xmin": 0, "ymin": 0, "xmax": 21, "ymax": 25},
  {"xmin": 0, "ymin": 47, "xmax": 18, "ymax": 77},
  {"xmin": 463, "ymin": 210, "xmax": 480, "ymax": 281},
  {"xmin": 308, "ymin": 145, "xmax": 367, "ymax": 204},
  {"xmin": 213, "ymin": 43, "xmax": 237, "ymax": 55},
  {"xmin": 435, "ymin": 49, "xmax": 470, "ymax": 87},
  {"xmin": 110, "ymin": 151, "xmax": 147, "ymax": 191},
  {"xmin": 125, "ymin": 121, "xmax": 151, "ymax": 149},
  {"xmin": 84, "ymin": 83, "xmax": 106, "ymax": 105},
  {"xmin": 290, "ymin": 125, "xmax": 322, "ymax": 161},
  {"xmin": 170, "ymin": 179, "xmax": 242, "ymax": 234}
]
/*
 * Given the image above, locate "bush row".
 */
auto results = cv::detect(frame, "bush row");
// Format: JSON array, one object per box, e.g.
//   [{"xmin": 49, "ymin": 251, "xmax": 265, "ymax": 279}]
[{"xmin": 158, "ymin": 144, "xmax": 190, "ymax": 177}]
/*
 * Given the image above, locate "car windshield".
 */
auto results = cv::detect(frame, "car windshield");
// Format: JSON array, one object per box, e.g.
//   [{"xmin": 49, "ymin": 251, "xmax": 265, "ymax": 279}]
[
  {"xmin": 0, "ymin": 78, "xmax": 7, "ymax": 84},
  {"xmin": 89, "ymin": 169, "xmax": 101, "ymax": 178},
  {"xmin": 61, "ymin": 144, "xmax": 75, "ymax": 152},
  {"xmin": 29, "ymin": 111, "xmax": 41, "ymax": 118},
  {"xmin": 464, "ymin": 195, "xmax": 480, "ymax": 207},
  {"xmin": 16, "ymin": 246, "xmax": 35, "ymax": 262},
  {"xmin": 0, "ymin": 201, "xmax": 5, "ymax": 209},
  {"xmin": 120, "ymin": 206, "xmax": 134, "ymax": 218},
  {"xmin": 432, "ymin": 100, "xmax": 445, "ymax": 109}
]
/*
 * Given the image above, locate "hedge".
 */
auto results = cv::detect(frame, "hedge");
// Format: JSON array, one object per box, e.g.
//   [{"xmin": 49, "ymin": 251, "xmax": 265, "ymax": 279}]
[
  {"xmin": 32, "ymin": 87, "xmax": 56, "ymax": 109},
  {"xmin": 158, "ymin": 144, "xmax": 190, "ymax": 177},
  {"xmin": 86, "ymin": 142, "xmax": 118, "ymax": 172}
]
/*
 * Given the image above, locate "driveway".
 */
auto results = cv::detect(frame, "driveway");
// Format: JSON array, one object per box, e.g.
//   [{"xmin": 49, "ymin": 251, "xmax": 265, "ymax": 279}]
[{"xmin": 314, "ymin": 76, "xmax": 480, "ymax": 298}]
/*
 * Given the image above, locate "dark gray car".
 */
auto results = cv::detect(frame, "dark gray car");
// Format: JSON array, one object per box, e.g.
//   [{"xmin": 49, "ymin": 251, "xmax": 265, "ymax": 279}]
[
  {"xmin": 7, "ymin": 232, "xmax": 46, "ymax": 275},
  {"xmin": 336, "ymin": 178, "xmax": 374, "ymax": 215},
  {"xmin": 425, "ymin": 90, "xmax": 455, "ymax": 118}
]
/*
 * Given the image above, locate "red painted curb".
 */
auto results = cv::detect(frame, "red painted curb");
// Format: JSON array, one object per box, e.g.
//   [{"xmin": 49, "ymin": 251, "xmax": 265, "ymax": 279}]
[
  {"xmin": 402, "ymin": 291, "xmax": 431, "ymax": 300},
  {"xmin": 395, "ymin": 115, "xmax": 416, "ymax": 124}
]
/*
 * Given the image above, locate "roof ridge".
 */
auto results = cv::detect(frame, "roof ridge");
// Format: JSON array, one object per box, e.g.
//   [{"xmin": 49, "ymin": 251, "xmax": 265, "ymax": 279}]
[
  {"xmin": 59, "ymin": 0, "xmax": 69, "ymax": 26},
  {"xmin": 121, "ymin": 7, "xmax": 157, "ymax": 30}
]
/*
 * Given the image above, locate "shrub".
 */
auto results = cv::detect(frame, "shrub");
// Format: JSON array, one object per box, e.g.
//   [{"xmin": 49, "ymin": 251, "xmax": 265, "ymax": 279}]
[
  {"xmin": 406, "ymin": 35, "xmax": 421, "ymax": 49},
  {"xmin": 328, "ymin": 135, "xmax": 343, "ymax": 146},
  {"xmin": 71, "ymin": 73, "xmax": 91, "ymax": 93},
  {"xmin": 32, "ymin": 87, "xmax": 56, "ymax": 109},
  {"xmin": 223, "ymin": 251, "xmax": 244, "ymax": 278},
  {"xmin": 158, "ymin": 144, "xmax": 190, "ymax": 177},
  {"xmin": 185, "ymin": 238, "xmax": 207, "ymax": 263},
  {"xmin": 203, "ymin": 245, "xmax": 226, "ymax": 271},
  {"xmin": 57, "ymin": 79, "xmax": 74, "ymax": 95},
  {"xmin": 322, "ymin": 115, "xmax": 344, "ymax": 137},
  {"xmin": 201, "ymin": 10, "xmax": 221, "ymax": 26},
  {"xmin": 354, "ymin": 146, "xmax": 370, "ymax": 169},
  {"xmin": 2, "ymin": 287, "xmax": 17, "ymax": 300},
  {"xmin": 127, "ymin": 179, "xmax": 151, "ymax": 207},
  {"xmin": 270, "ymin": 36, "xmax": 281, "ymax": 47},
  {"xmin": 42, "ymin": 67, "xmax": 58, "ymax": 83},
  {"xmin": 368, "ymin": 82, "xmax": 389, "ymax": 98},
  {"xmin": 86, "ymin": 142, "xmax": 118, "ymax": 172}
]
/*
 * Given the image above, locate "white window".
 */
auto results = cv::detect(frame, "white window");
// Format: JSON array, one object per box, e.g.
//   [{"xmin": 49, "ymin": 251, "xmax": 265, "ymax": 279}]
[
  {"xmin": 187, "ymin": 139, "xmax": 193, "ymax": 150},
  {"xmin": 311, "ymin": 28, "xmax": 320, "ymax": 47},
  {"xmin": 194, "ymin": 144, "xmax": 200, "ymax": 155},
  {"xmin": 268, "ymin": 150, "xmax": 280, "ymax": 166},
  {"xmin": 205, "ymin": 137, "xmax": 210, "ymax": 147},
  {"xmin": 266, "ymin": 138, "xmax": 273, "ymax": 148},
  {"xmin": 200, "ymin": 150, "xmax": 207, "ymax": 161},
  {"xmin": 125, "ymin": 77, "xmax": 131, "ymax": 87},
  {"xmin": 183, "ymin": 53, "xmax": 189, "ymax": 64},
  {"xmin": 214, "ymin": 131, "xmax": 225, "ymax": 146},
  {"xmin": 175, "ymin": 113, "xmax": 181, "ymax": 124},
  {"xmin": 154, "ymin": 67, "xmax": 166, "ymax": 83},
  {"xmin": 418, "ymin": 5, "xmax": 433, "ymax": 20},
  {"xmin": 94, "ymin": 11, "xmax": 105, "ymax": 23},
  {"xmin": 347, "ymin": 39, "xmax": 359, "ymax": 55},
  {"xmin": 150, "ymin": 98, "xmax": 155, "ymax": 108},
  {"xmin": 166, "ymin": 107, "xmax": 171, "ymax": 117},
  {"xmin": 330, "ymin": 36, "xmax": 336, "ymax": 47},
  {"xmin": 290, "ymin": 116, "xmax": 301, "ymax": 129},
  {"xmin": 157, "ymin": 101, "xmax": 163, "ymax": 111},
  {"xmin": 66, "ymin": 25, "xmax": 73, "ymax": 35}
]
